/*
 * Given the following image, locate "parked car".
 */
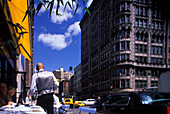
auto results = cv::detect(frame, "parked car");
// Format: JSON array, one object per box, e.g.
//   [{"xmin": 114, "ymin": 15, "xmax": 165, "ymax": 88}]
[
  {"xmin": 83, "ymin": 99, "xmax": 96, "ymax": 106},
  {"xmin": 91, "ymin": 92, "xmax": 170, "ymax": 114},
  {"xmin": 74, "ymin": 101, "xmax": 85, "ymax": 108}
]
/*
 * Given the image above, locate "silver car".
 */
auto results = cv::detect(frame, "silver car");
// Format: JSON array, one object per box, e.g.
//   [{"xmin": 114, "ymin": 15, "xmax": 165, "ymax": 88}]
[{"xmin": 83, "ymin": 99, "xmax": 96, "ymax": 106}]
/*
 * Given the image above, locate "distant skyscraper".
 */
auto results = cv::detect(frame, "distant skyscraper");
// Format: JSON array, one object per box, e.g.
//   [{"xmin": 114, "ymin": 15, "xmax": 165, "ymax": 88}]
[{"xmin": 80, "ymin": 0, "xmax": 170, "ymax": 98}]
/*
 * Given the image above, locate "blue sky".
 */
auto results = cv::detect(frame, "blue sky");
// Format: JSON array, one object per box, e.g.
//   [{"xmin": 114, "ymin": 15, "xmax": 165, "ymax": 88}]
[{"xmin": 33, "ymin": 0, "xmax": 93, "ymax": 73}]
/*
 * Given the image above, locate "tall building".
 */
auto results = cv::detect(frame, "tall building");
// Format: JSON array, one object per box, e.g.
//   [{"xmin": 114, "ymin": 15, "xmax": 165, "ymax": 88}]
[
  {"xmin": 73, "ymin": 64, "xmax": 82, "ymax": 99},
  {"xmin": 80, "ymin": 0, "xmax": 170, "ymax": 98}
]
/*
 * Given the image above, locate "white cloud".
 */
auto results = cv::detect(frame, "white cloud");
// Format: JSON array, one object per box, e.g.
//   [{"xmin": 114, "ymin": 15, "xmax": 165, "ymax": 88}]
[
  {"xmin": 38, "ymin": 33, "xmax": 71, "ymax": 50},
  {"xmin": 86, "ymin": 0, "xmax": 93, "ymax": 7},
  {"xmin": 65, "ymin": 22, "xmax": 80, "ymax": 37},
  {"xmin": 51, "ymin": 8, "xmax": 73, "ymax": 24},
  {"xmin": 38, "ymin": 21, "xmax": 80, "ymax": 50}
]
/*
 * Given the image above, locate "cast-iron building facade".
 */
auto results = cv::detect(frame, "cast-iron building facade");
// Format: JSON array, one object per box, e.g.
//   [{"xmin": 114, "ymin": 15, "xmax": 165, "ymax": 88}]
[{"xmin": 80, "ymin": 0, "xmax": 170, "ymax": 98}]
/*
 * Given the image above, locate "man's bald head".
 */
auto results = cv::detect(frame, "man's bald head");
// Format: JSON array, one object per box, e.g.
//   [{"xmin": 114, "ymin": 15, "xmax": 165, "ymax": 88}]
[{"xmin": 36, "ymin": 63, "xmax": 44, "ymax": 71}]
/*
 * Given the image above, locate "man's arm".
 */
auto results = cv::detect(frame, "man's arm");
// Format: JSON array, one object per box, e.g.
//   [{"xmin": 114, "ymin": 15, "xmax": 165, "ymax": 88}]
[
  {"xmin": 52, "ymin": 73, "xmax": 59, "ymax": 90},
  {"xmin": 29, "ymin": 74, "xmax": 37, "ymax": 96}
]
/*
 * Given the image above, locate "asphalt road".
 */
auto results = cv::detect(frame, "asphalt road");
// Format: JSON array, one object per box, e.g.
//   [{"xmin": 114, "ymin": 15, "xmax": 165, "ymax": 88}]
[{"xmin": 65, "ymin": 106, "xmax": 91, "ymax": 114}]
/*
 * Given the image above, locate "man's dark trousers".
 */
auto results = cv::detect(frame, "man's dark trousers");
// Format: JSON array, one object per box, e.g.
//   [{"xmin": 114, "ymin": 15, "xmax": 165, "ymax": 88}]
[{"xmin": 37, "ymin": 93, "xmax": 54, "ymax": 114}]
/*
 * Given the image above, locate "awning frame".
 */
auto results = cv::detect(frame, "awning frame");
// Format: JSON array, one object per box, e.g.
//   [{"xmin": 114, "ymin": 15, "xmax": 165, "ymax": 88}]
[{"xmin": 15, "ymin": 43, "xmax": 31, "ymax": 60}]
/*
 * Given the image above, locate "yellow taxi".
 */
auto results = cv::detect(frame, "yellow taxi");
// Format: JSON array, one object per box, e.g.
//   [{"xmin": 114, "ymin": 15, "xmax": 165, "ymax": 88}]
[
  {"xmin": 74, "ymin": 101, "xmax": 85, "ymax": 107},
  {"xmin": 64, "ymin": 98, "xmax": 73, "ymax": 105}
]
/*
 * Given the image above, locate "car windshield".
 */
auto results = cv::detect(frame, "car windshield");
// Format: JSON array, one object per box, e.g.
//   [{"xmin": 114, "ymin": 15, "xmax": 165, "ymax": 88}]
[
  {"xmin": 140, "ymin": 92, "xmax": 170, "ymax": 104},
  {"xmin": 102, "ymin": 95, "xmax": 130, "ymax": 105}
]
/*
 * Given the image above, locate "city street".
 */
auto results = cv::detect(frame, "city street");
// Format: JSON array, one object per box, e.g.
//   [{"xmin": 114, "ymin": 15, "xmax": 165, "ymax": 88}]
[{"xmin": 63, "ymin": 106, "xmax": 90, "ymax": 114}]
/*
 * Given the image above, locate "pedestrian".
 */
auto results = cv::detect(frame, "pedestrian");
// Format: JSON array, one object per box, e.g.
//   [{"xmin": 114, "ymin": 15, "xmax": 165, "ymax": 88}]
[
  {"xmin": 53, "ymin": 94, "xmax": 61, "ymax": 114},
  {"xmin": 5, "ymin": 86, "xmax": 15, "ymax": 105},
  {"xmin": 0, "ymin": 83, "xmax": 7, "ymax": 107},
  {"xmin": 25, "ymin": 91, "xmax": 32, "ymax": 105},
  {"xmin": 29, "ymin": 63, "xmax": 59, "ymax": 114},
  {"xmin": 61, "ymin": 96, "xmax": 65, "ymax": 105},
  {"xmin": 96, "ymin": 96, "xmax": 101, "ymax": 104}
]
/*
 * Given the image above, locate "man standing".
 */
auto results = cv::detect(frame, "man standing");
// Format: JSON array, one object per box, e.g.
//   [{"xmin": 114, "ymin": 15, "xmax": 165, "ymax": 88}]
[{"xmin": 30, "ymin": 63, "xmax": 59, "ymax": 114}]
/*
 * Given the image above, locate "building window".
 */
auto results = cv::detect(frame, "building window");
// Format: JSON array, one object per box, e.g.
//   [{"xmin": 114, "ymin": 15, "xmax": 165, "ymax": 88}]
[
  {"xmin": 121, "ymin": 54, "xmax": 125, "ymax": 60},
  {"xmin": 121, "ymin": 68, "xmax": 125, "ymax": 74},
  {"xmin": 121, "ymin": 3, "xmax": 125, "ymax": 11},
  {"xmin": 121, "ymin": 79, "xmax": 125, "ymax": 88},
  {"xmin": 139, "ymin": 8, "xmax": 143, "ymax": 15},
  {"xmin": 151, "ymin": 81, "xmax": 158, "ymax": 87},
  {"xmin": 135, "ymin": 80, "xmax": 147, "ymax": 88},
  {"xmin": 116, "ymin": 69, "xmax": 120, "ymax": 76},
  {"xmin": 115, "ymin": 80, "xmax": 120, "ymax": 88},
  {"xmin": 155, "ymin": 22, "xmax": 158, "ymax": 29},
  {"xmin": 143, "ymin": 20, "xmax": 147, "ymax": 28},
  {"xmin": 139, "ymin": 20, "xmax": 143, "ymax": 27},
  {"xmin": 151, "ymin": 58, "xmax": 163, "ymax": 64},
  {"xmin": 136, "ymin": 19, "xmax": 139, "ymax": 26},
  {"xmin": 116, "ymin": 5, "xmax": 120, "ymax": 13},
  {"xmin": 126, "ymin": 15, "xmax": 130, "ymax": 23},
  {"xmin": 151, "ymin": 46, "xmax": 154, "ymax": 54},
  {"xmin": 151, "ymin": 46, "xmax": 162, "ymax": 55},
  {"xmin": 121, "ymin": 29, "xmax": 125, "ymax": 38},
  {"xmin": 116, "ymin": 55, "xmax": 120, "ymax": 61},
  {"xmin": 159, "ymin": 23, "xmax": 163, "ymax": 30},
  {"xmin": 143, "ymin": 8, "xmax": 147, "ymax": 16},
  {"xmin": 126, "ymin": 68, "xmax": 130, "ymax": 76},
  {"xmin": 126, "ymin": 54, "xmax": 130, "ymax": 60},
  {"xmin": 116, "ymin": 31, "xmax": 120, "ymax": 39},
  {"xmin": 127, "ymin": 3, "xmax": 130, "ymax": 11},
  {"xmin": 144, "ymin": 45, "xmax": 147, "ymax": 53},
  {"xmin": 139, "ymin": 45, "xmax": 143, "ymax": 53},
  {"xmin": 127, "ymin": 30, "xmax": 130, "ymax": 38},
  {"xmin": 121, "ymin": 41, "xmax": 125, "ymax": 50},
  {"xmin": 113, "ymin": 56, "xmax": 116, "ymax": 62},
  {"xmin": 121, "ymin": 16, "xmax": 125, "ymax": 23},
  {"xmin": 116, "ymin": 42, "xmax": 120, "ymax": 51},
  {"xmin": 152, "ymin": 22, "xmax": 155, "ymax": 29},
  {"xmin": 135, "ymin": 44, "xmax": 139, "ymax": 52},
  {"xmin": 126, "ymin": 42, "xmax": 130, "ymax": 50},
  {"xmin": 136, "ymin": 7, "xmax": 139, "ymax": 15},
  {"xmin": 113, "ymin": 44, "xmax": 116, "ymax": 52},
  {"xmin": 126, "ymin": 79, "xmax": 130, "ymax": 88},
  {"xmin": 158, "ymin": 47, "xmax": 162, "ymax": 55}
]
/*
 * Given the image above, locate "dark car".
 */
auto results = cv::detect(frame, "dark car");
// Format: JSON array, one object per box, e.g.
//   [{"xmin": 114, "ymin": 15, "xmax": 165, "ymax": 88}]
[{"xmin": 91, "ymin": 92, "xmax": 170, "ymax": 114}]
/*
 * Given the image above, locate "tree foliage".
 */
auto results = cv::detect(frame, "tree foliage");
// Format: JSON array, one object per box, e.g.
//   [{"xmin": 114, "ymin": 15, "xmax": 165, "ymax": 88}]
[{"xmin": 23, "ymin": 0, "xmax": 91, "ymax": 22}]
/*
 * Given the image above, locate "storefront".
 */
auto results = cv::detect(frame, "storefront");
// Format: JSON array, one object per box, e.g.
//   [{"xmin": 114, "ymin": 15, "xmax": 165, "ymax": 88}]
[{"xmin": 0, "ymin": 0, "xmax": 33, "ymax": 103}]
